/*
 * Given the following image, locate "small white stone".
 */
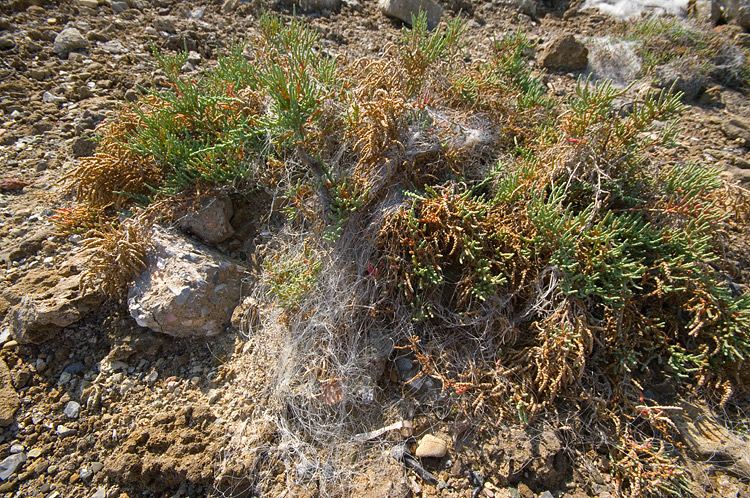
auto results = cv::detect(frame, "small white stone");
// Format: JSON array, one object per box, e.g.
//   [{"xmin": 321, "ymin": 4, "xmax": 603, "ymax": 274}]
[
  {"xmin": 56, "ymin": 424, "xmax": 76, "ymax": 437},
  {"xmin": 64, "ymin": 401, "xmax": 81, "ymax": 419}
]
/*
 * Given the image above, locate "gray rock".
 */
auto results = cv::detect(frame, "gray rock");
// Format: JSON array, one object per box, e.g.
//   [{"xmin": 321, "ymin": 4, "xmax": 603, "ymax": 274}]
[
  {"xmin": 63, "ymin": 401, "xmax": 81, "ymax": 419},
  {"xmin": 508, "ymin": 0, "xmax": 537, "ymax": 17},
  {"xmin": 0, "ymin": 453, "xmax": 26, "ymax": 480},
  {"xmin": 379, "ymin": 0, "xmax": 443, "ymax": 29},
  {"xmin": 153, "ymin": 17, "xmax": 177, "ymax": 34},
  {"xmin": 72, "ymin": 136, "xmax": 97, "ymax": 157},
  {"xmin": 722, "ymin": 117, "xmax": 750, "ymax": 147},
  {"xmin": 279, "ymin": 0, "xmax": 342, "ymax": 12},
  {"xmin": 79, "ymin": 467, "xmax": 93, "ymax": 480},
  {"xmin": 9, "ymin": 444, "xmax": 23, "ymax": 454},
  {"xmin": 539, "ymin": 34, "xmax": 588, "ymax": 72},
  {"xmin": 64, "ymin": 362, "xmax": 85, "ymax": 374},
  {"xmin": 0, "ymin": 360, "xmax": 19, "ymax": 427},
  {"xmin": 10, "ymin": 295, "xmax": 80, "ymax": 344},
  {"xmin": 124, "ymin": 89, "xmax": 139, "ymax": 102},
  {"xmin": 689, "ymin": 0, "xmax": 723, "ymax": 23},
  {"xmin": 343, "ymin": 0, "xmax": 364, "ymax": 11},
  {"xmin": 79, "ymin": 0, "xmax": 99, "ymax": 8},
  {"xmin": 176, "ymin": 195, "xmax": 235, "ymax": 245},
  {"xmin": 716, "ymin": 0, "xmax": 750, "ymax": 28},
  {"xmin": 128, "ymin": 227, "xmax": 249, "ymax": 338},
  {"xmin": 53, "ymin": 28, "xmax": 88, "ymax": 55},
  {"xmin": 100, "ymin": 40, "xmax": 127, "ymax": 54},
  {"xmin": 42, "ymin": 91, "xmax": 66, "ymax": 104},
  {"xmin": 221, "ymin": 0, "xmax": 240, "ymax": 13},
  {"xmin": 110, "ymin": 0, "xmax": 128, "ymax": 13},
  {"xmin": 539, "ymin": 492, "xmax": 554, "ymax": 498},
  {"xmin": 90, "ymin": 461, "xmax": 104, "ymax": 474},
  {"xmin": 395, "ymin": 356, "xmax": 413, "ymax": 371}
]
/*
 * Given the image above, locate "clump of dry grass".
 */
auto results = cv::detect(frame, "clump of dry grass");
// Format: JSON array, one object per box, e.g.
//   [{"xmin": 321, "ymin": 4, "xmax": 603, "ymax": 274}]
[
  {"xmin": 80, "ymin": 215, "xmax": 151, "ymax": 297},
  {"xmin": 65, "ymin": 97, "xmax": 164, "ymax": 210}
]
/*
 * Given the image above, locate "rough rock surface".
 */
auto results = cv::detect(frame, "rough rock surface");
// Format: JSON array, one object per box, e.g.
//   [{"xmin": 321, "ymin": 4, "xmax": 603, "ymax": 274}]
[
  {"xmin": 176, "ymin": 195, "xmax": 235, "ymax": 245},
  {"xmin": 52, "ymin": 27, "xmax": 88, "ymax": 55},
  {"xmin": 538, "ymin": 34, "xmax": 588, "ymax": 72},
  {"xmin": 128, "ymin": 227, "xmax": 249, "ymax": 338},
  {"xmin": 104, "ymin": 405, "xmax": 223, "ymax": 492},
  {"xmin": 379, "ymin": 0, "xmax": 443, "ymax": 29},
  {"xmin": 7, "ymin": 253, "xmax": 105, "ymax": 344},
  {"xmin": 0, "ymin": 360, "xmax": 19, "ymax": 427},
  {"xmin": 722, "ymin": 115, "xmax": 750, "ymax": 147}
]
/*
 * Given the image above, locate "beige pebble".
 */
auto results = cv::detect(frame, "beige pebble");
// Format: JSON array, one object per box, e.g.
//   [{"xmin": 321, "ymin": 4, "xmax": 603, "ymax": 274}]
[{"xmin": 415, "ymin": 434, "xmax": 448, "ymax": 458}]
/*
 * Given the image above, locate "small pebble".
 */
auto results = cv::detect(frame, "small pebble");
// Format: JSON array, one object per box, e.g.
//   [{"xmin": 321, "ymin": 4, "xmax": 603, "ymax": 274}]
[
  {"xmin": 415, "ymin": 434, "xmax": 448, "ymax": 458},
  {"xmin": 56, "ymin": 424, "xmax": 76, "ymax": 438},
  {"xmin": 64, "ymin": 401, "xmax": 81, "ymax": 419},
  {"xmin": 10, "ymin": 444, "xmax": 24, "ymax": 454},
  {"xmin": 27, "ymin": 448, "xmax": 42, "ymax": 459},
  {"xmin": 90, "ymin": 488, "xmax": 107, "ymax": 498},
  {"xmin": 207, "ymin": 389, "xmax": 222, "ymax": 404},
  {"xmin": 79, "ymin": 467, "xmax": 93, "ymax": 480},
  {"xmin": 47, "ymin": 464, "xmax": 58, "ymax": 474}
]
